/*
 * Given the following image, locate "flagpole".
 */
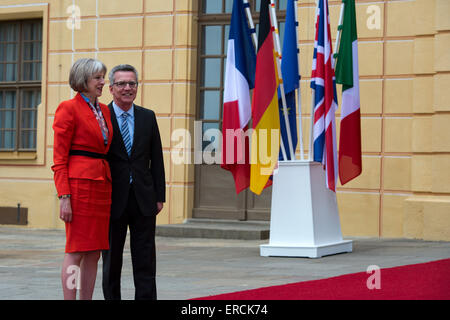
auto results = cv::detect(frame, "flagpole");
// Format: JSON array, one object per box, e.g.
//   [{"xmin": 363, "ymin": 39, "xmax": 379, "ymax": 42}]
[
  {"xmin": 243, "ymin": 0, "xmax": 288, "ymax": 160},
  {"xmin": 333, "ymin": 0, "xmax": 346, "ymax": 68},
  {"xmin": 269, "ymin": 0, "xmax": 295, "ymax": 161},
  {"xmin": 322, "ymin": 0, "xmax": 344, "ymax": 166},
  {"xmin": 242, "ymin": 0, "xmax": 258, "ymax": 50},
  {"xmin": 309, "ymin": 91, "xmax": 315, "ymax": 161},
  {"xmin": 308, "ymin": 0, "xmax": 319, "ymax": 161},
  {"xmin": 293, "ymin": 0, "xmax": 304, "ymax": 160}
]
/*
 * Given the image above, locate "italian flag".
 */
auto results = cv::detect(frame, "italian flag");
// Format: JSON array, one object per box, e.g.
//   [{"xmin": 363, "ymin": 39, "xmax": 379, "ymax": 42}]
[{"xmin": 335, "ymin": 0, "xmax": 362, "ymax": 185}]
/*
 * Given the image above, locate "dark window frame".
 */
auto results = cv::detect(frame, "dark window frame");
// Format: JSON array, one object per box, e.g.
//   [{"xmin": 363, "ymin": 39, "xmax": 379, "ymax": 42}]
[{"xmin": 0, "ymin": 19, "xmax": 42, "ymax": 152}]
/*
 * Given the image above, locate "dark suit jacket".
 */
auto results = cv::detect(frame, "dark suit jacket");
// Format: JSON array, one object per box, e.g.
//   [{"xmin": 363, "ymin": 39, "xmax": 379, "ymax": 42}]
[{"xmin": 107, "ymin": 103, "xmax": 165, "ymax": 219}]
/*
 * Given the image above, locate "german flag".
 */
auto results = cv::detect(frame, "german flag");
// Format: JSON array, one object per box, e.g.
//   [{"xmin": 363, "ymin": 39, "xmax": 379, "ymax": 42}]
[{"xmin": 250, "ymin": 0, "xmax": 280, "ymax": 195}]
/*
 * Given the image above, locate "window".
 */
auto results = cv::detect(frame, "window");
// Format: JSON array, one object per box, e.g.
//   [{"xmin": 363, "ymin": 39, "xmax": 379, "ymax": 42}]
[
  {"xmin": 197, "ymin": 1, "xmax": 287, "ymax": 154},
  {"xmin": 0, "ymin": 19, "xmax": 42, "ymax": 151}
]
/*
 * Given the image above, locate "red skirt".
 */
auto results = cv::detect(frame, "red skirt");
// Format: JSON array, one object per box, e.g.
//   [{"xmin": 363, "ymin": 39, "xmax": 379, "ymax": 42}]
[{"xmin": 65, "ymin": 178, "xmax": 111, "ymax": 253}]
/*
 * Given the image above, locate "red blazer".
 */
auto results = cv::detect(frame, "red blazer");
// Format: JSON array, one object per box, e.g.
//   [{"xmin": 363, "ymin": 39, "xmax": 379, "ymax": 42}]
[{"xmin": 52, "ymin": 93, "xmax": 113, "ymax": 197}]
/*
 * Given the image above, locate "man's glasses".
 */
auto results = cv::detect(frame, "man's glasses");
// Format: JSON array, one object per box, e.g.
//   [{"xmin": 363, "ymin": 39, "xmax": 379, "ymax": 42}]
[{"xmin": 113, "ymin": 81, "xmax": 138, "ymax": 89}]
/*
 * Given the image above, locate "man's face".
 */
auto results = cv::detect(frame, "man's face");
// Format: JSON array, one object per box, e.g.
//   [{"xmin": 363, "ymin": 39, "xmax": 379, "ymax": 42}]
[{"xmin": 109, "ymin": 71, "xmax": 137, "ymax": 110}]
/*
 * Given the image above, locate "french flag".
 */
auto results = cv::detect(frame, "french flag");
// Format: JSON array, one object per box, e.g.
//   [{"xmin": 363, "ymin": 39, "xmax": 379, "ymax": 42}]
[{"xmin": 221, "ymin": 0, "xmax": 256, "ymax": 194}]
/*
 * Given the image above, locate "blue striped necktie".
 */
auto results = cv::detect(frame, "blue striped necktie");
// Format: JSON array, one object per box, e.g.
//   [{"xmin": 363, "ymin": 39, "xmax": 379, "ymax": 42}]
[{"xmin": 120, "ymin": 112, "xmax": 132, "ymax": 156}]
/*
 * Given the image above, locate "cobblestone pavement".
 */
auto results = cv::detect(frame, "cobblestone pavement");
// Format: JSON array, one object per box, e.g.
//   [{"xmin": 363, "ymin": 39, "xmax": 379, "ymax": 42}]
[{"xmin": 0, "ymin": 227, "xmax": 449, "ymax": 300}]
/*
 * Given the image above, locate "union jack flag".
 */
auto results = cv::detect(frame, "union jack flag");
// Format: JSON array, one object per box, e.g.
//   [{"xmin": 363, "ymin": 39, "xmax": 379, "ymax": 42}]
[{"xmin": 310, "ymin": 0, "xmax": 338, "ymax": 192}]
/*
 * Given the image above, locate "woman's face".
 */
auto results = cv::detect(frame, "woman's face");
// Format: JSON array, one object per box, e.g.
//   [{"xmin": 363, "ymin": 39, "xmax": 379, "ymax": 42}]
[{"xmin": 85, "ymin": 71, "xmax": 105, "ymax": 98}]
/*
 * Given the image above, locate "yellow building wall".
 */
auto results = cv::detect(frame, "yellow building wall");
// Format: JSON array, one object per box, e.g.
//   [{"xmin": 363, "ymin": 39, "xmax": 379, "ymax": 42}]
[
  {"xmin": 0, "ymin": 0, "xmax": 448, "ymax": 241},
  {"xmin": 297, "ymin": 0, "xmax": 450, "ymax": 241}
]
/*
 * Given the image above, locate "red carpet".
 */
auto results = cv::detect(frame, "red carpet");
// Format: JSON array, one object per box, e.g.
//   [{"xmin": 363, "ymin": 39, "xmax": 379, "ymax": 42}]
[{"xmin": 194, "ymin": 258, "xmax": 450, "ymax": 300}]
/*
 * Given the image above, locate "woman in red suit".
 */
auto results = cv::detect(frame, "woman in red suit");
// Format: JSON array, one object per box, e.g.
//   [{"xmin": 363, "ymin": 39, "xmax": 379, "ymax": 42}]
[{"xmin": 52, "ymin": 58, "xmax": 113, "ymax": 300}]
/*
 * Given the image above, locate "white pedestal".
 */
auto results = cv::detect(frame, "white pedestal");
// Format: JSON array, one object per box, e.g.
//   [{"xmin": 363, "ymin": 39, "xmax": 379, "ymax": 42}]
[{"xmin": 260, "ymin": 160, "xmax": 352, "ymax": 258}]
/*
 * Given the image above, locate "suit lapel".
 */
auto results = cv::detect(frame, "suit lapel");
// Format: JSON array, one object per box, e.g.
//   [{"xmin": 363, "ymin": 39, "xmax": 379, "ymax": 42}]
[
  {"xmin": 130, "ymin": 105, "xmax": 142, "ymax": 157},
  {"xmin": 100, "ymin": 103, "xmax": 113, "ymax": 150}
]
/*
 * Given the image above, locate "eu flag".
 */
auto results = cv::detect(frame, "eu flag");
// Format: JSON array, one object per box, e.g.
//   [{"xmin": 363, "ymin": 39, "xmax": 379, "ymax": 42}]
[{"xmin": 278, "ymin": 0, "xmax": 299, "ymax": 160}]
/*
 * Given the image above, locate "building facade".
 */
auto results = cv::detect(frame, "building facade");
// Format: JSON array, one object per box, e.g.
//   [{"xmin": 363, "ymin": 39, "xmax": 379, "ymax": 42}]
[{"xmin": 0, "ymin": 0, "xmax": 449, "ymax": 241}]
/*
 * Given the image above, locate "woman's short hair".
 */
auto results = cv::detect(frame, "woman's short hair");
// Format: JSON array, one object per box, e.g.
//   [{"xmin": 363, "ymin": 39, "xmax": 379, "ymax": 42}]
[
  {"xmin": 108, "ymin": 64, "xmax": 139, "ymax": 85},
  {"xmin": 69, "ymin": 58, "xmax": 107, "ymax": 92}
]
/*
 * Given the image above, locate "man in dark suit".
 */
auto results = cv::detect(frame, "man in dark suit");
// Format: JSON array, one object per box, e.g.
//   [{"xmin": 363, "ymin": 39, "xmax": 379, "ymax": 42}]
[{"xmin": 102, "ymin": 64, "xmax": 165, "ymax": 300}]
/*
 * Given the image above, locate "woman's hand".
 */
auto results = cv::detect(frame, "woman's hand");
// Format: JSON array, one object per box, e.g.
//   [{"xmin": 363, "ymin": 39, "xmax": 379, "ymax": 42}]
[
  {"xmin": 59, "ymin": 198, "xmax": 73, "ymax": 222},
  {"xmin": 156, "ymin": 202, "xmax": 163, "ymax": 215}
]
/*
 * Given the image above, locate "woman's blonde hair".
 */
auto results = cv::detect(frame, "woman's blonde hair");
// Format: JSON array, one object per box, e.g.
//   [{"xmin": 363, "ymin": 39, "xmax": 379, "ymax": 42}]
[{"xmin": 69, "ymin": 58, "xmax": 107, "ymax": 92}]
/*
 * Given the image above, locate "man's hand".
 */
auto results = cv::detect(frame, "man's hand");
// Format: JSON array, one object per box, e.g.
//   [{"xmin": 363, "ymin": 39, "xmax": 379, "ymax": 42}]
[
  {"xmin": 59, "ymin": 198, "xmax": 72, "ymax": 222},
  {"xmin": 156, "ymin": 202, "xmax": 164, "ymax": 215}
]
